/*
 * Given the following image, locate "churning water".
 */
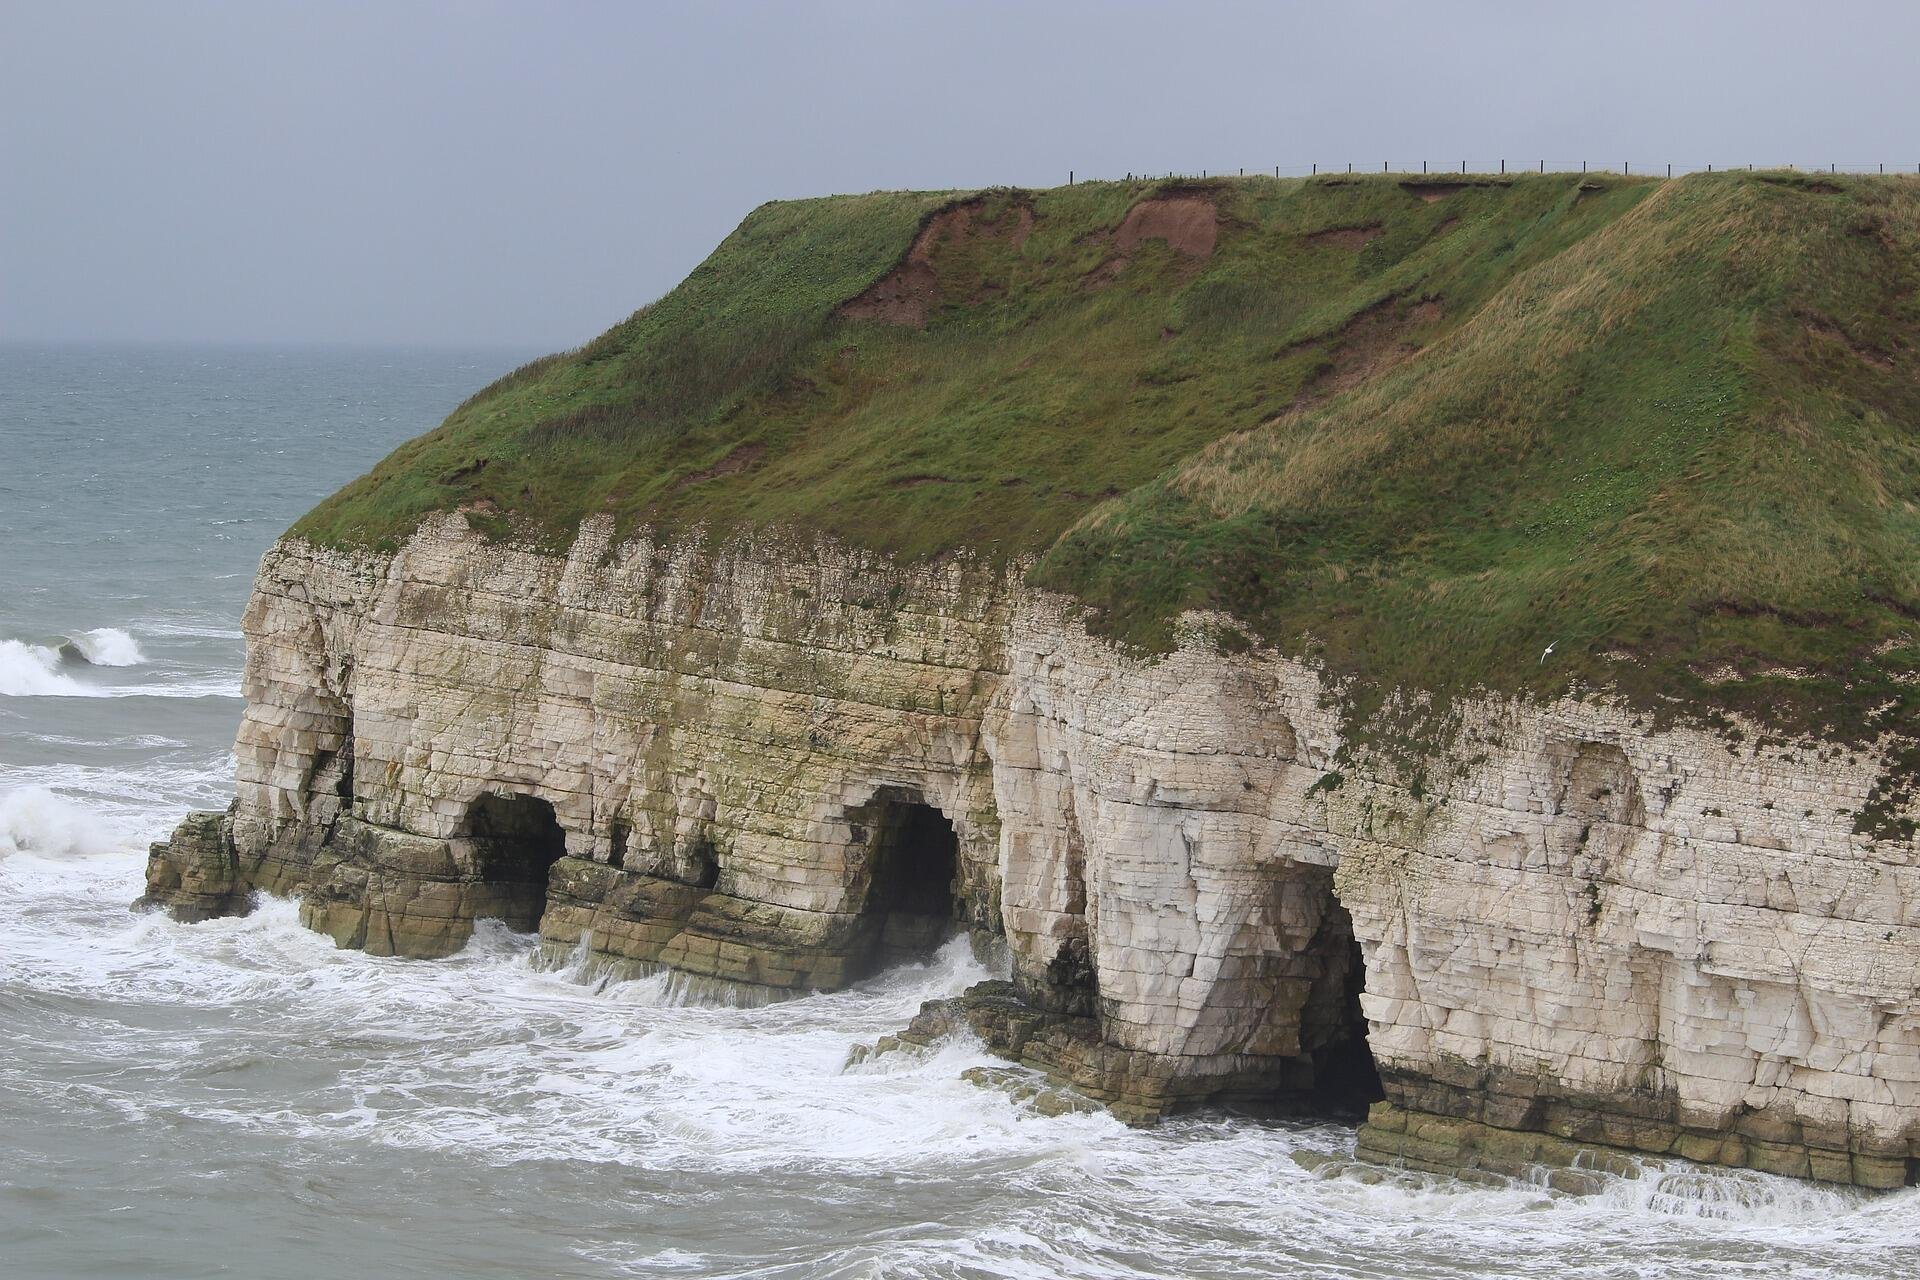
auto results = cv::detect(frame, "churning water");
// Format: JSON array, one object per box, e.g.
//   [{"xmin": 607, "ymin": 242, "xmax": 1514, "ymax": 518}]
[{"xmin": 1, "ymin": 345, "xmax": 1913, "ymax": 1279}]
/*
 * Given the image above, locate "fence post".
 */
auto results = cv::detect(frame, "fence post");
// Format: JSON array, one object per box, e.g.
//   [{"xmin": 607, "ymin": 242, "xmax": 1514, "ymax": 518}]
[
  {"xmin": 1461, "ymin": 160, "xmax": 1466, "ymax": 174},
  {"xmin": 1423, "ymin": 160, "xmax": 1427, "ymax": 173},
  {"xmin": 1667, "ymin": 163, "xmax": 1671, "ymax": 177},
  {"xmin": 1582, "ymin": 161, "xmax": 1586, "ymax": 174},
  {"xmin": 1500, "ymin": 159, "xmax": 1505, "ymax": 174},
  {"xmin": 1624, "ymin": 162, "xmax": 1629, "ymax": 175},
  {"xmin": 1069, "ymin": 170, "xmax": 1073, "ymax": 185},
  {"xmin": 1539, "ymin": 160, "xmax": 1543, "ymax": 173}
]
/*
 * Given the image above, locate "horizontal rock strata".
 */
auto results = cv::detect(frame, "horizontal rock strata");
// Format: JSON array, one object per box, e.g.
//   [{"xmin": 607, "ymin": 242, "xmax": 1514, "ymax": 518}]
[{"xmin": 144, "ymin": 514, "xmax": 1920, "ymax": 1188}]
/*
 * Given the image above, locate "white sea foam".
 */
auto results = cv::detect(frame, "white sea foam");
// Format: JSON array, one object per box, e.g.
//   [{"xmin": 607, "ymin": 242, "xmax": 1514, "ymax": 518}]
[
  {"xmin": 0, "ymin": 754, "xmax": 232, "ymax": 853},
  {"xmin": 1, "ymin": 630, "xmax": 239, "ymax": 699},
  {"xmin": 0, "ymin": 784, "xmax": 124, "ymax": 858},
  {"xmin": 0, "ymin": 639, "xmax": 94, "ymax": 696},
  {"xmin": 70, "ymin": 626, "xmax": 146, "ymax": 666},
  {"xmin": 1, "ymin": 754, "xmax": 1913, "ymax": 1280},
  {"xmin": 2, "ymin": 829, "xmax": 1914, "ymax": 1280}
]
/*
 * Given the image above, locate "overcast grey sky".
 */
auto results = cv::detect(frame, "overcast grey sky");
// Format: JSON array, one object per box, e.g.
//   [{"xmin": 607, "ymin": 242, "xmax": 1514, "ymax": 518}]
[{"xmin": 4, "ymin": 1, "xmax": 1917, "ymax": 348}]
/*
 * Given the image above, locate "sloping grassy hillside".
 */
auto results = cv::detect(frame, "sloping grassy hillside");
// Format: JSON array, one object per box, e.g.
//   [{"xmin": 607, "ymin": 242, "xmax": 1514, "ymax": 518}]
[
  {"xmin": 298, "ymin": 172, "xmax": 1920, "ymax": 825},
  {"xmin": 299, "ymin": 173, "xmax": 1655, "ymax": 557}
]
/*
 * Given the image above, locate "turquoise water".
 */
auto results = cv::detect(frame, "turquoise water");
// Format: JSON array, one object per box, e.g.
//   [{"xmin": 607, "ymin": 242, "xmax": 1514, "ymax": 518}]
[{"xmin": 1, "ymin": 345, "xmax": 1914, "ymax": 1279}]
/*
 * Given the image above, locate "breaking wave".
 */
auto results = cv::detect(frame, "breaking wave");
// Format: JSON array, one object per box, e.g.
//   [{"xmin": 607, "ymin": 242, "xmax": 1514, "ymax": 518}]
[
  {"xmin": 63, "ymin": 626, "xmax": 147, "ymax": 667},
  {"xmin": 0, "ymin": 784, "xmax": 124, "ymax": 858},
  {"xmin": 0, "ymin": 627, "xmax": 238, "ymax": 699},
  {"xmin": 0, "ymin": 639, "xmax": 93, "ymax": 696}
]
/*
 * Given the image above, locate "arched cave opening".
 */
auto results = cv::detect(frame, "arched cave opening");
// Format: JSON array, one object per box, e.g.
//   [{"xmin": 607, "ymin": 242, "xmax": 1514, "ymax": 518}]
[
  {"xmin": 853, "ymin": 792, "xmax": 962, "ymax": 977},
  {"xmin": 463, "ymin": 791, "xmax": 569, "ymax": 932},
  {"xmin": 1296, "ymin": 894, "xmax": 1385, "ymax": 1119}
]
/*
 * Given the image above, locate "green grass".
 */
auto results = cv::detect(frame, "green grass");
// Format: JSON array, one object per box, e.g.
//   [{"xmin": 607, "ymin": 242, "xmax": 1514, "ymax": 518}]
[
  {"xmin": 1034, "ymin": 173, "xmax": 1920, "ymax": 809},
  {"xmin": 296, "ymin": 171, "xmax": 1920, "ymax": 819},
  {"xmin": 300, "ymin": 174, "xmax": 1645, "ymax": 557}
]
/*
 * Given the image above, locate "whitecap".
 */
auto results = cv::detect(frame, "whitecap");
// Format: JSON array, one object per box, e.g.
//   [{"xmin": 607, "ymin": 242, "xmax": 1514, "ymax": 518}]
[
  {"xmin": 68, "ymin": 626, "xmax": 146, "ymax": 667},
  {"xmin": 0, "ymin": 639, "xmax": 94, "ymax": 696},
  {"xmin": 0, "ymin": 785, "xmax": 124, "ymax": 859}
]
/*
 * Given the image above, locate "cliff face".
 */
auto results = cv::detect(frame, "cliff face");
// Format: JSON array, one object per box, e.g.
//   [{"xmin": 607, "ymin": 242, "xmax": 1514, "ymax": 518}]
[
  {"xmin": 145, "ymin": 515, "xmax": 1920, "ymax": 1189},
  {"xmin": 142, "ymin": 172, "xmax": 1920, "ymax": 1189}
]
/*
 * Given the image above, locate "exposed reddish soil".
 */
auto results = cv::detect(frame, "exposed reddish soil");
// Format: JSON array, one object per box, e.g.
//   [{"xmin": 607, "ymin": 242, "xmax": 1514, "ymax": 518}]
[
  {"xmin": 1112, "ymin": 195, "xmax": 1219, "ymax": 257},
  {"xmin": 1305, "ymin": 223, "xmax": 1385, "ymax": 249},
  {"xmin": 1082, "ymin": 194, "xmax": 1220, "ymax": 290},
  {"xmin": 840, "ymin": 199, "xmax": 1035, "ymax": 328},
  {"xmin": 673, "ymin": 442, "xmax": 767, "ymax": 490}
]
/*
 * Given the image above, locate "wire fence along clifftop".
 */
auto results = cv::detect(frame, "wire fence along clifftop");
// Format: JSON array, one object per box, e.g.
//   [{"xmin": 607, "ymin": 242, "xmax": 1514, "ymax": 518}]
[{"xmin": 1066, "ymin": 161, "xmax": 1920, "ymax": 184}]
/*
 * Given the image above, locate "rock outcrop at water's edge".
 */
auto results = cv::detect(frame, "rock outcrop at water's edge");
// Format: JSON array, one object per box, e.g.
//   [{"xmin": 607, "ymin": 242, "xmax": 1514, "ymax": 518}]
[{"xmin": 141, "ymin": 513, "xmax": 1920, "ymax": 1190}]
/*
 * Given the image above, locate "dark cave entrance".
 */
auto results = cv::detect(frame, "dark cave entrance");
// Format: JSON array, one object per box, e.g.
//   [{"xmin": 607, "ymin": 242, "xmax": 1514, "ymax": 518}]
[
  {"xmin": 1275, "ymin": 878, "xmax": 1384, "ymax": 1120},
  {"xmin": 1305, "ymin": 921, "xmax": 1385, "ymax": 1118},
  {"xmin": 463, "ymin": 792, "xmax": 569, "ymax": 932},
  {"xmin": 852, "ymin": 792, "xmax": 962, "ymax": 977}
]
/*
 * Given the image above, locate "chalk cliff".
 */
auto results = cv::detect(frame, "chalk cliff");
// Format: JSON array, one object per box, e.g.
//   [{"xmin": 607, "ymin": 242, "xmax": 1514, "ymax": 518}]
[
  {"xmin": 142, "ymin": 170, "xmax": 1920, "ymax": 1189},
  {"xmin": 144, "ymin": 514, "xmax": 1920, "ymax": 1188}
]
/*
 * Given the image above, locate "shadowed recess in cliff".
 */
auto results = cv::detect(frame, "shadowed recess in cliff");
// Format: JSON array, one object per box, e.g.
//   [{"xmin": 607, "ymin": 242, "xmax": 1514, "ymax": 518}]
[
  {"xmin": 462, "ymin": 792, "xmax": 569, "ymax": 932},
  {"xmin": 1235, "ymin": 865, "xmax": 1383, "ymax": 1119},
  {"xmin": 1302, "ymin": 901, "xmax": 1383, "ymax": 1118},
  {"xmin": 849, "ymin": 791, "xmax": 961, "ymax": 977}
]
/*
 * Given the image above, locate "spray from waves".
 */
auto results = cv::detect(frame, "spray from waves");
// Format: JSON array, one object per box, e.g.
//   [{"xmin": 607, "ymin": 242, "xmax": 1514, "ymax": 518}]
[
  {"xmin": 8, "ymin": 858, "xmax": 1912, "ymax": 1280},
  {"xmin": 63, "ymin": 627, "xmax": 147, "ymax": 667},
  {"xmin": 0, "ymin": 625, "xmax": 150, "ymax": 696},
  {"xmin": 0, "ymin": 784, "xmax": 125, "ymax": 858},
  {"xmin": 0, "ymin": 754, "xmax": 234, "ymax": 854},
  {"xmin": 1, "ymin": 627, "xmax": 236, "ymax": 699},
  {"xmin": 0, "ymin": 639, "xmax": 95, "ymax": 696}
]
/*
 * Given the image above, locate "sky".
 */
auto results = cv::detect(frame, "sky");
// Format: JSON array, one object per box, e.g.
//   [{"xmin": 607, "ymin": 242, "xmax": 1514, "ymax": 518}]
[{"xmin": 4, "ymin": 0, "xmax": 1918, "ymax": 348}]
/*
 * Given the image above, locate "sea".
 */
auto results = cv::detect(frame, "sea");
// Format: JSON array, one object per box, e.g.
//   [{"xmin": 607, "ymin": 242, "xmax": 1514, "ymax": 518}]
[{"xmin": 0, "ymin": 343, "xmax": 1913, "ymax": 1279}]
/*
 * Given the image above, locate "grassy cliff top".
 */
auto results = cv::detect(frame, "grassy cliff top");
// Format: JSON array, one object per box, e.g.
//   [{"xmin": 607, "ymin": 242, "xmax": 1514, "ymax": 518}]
[{"xmin": 297, "ymin": 172, "xmax": 1920, "ymax": 825}]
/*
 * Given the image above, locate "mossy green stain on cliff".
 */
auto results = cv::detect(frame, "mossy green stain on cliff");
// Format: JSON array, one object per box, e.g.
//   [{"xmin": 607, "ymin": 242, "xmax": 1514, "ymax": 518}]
[{"xmin": 296, "ymin": 171, "xmax": 1920, "ymax": 773}]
